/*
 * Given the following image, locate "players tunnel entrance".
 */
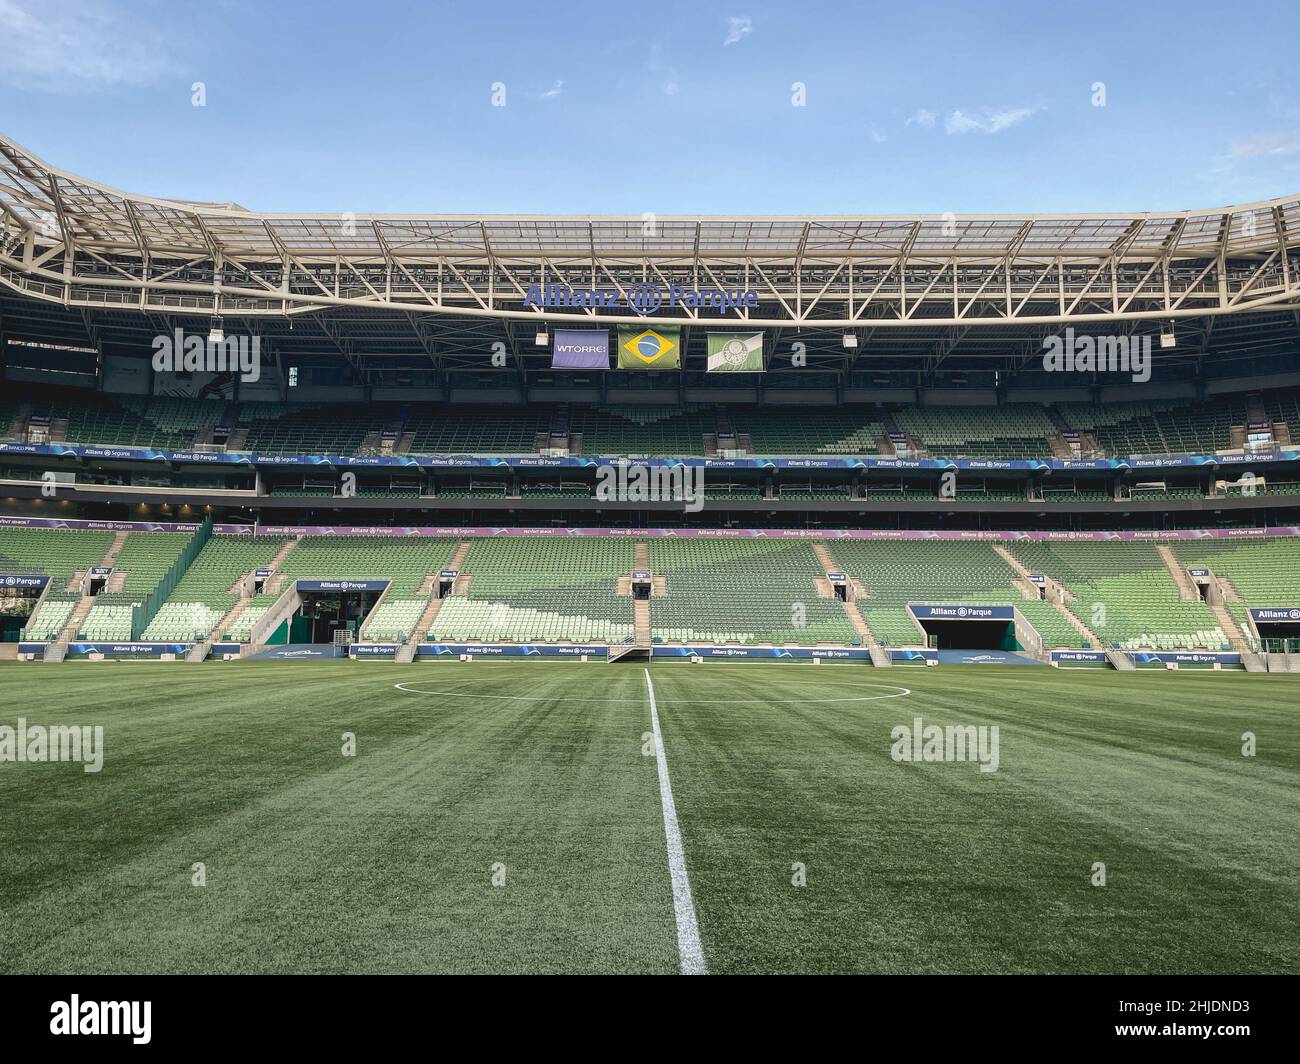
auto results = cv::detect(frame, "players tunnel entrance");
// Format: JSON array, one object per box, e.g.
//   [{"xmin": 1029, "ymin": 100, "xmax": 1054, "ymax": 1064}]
[
  {"xmin": 918, "ymin": 619, "xmax": 1020, "ymax": 651},
  {"xmin": 267, "ymin": 584, "xmax": 389, "ymax": 644},
  {"xmin": 0, "ymin": 577, "xmax": 53, "ymax": 643},
  {"xmin": 909, "ymin": 605, "xmax": 1022, "ymax": 651},
  {"xmin": 1252, "ymin": 612, "xmax": 1300, "ymax": 652}
]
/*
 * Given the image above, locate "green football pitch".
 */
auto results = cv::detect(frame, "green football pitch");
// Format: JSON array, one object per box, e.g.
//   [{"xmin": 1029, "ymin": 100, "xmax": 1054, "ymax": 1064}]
[{"xmin": 1, "ymin": 660, "xmax": 1296, "ymax": 974}]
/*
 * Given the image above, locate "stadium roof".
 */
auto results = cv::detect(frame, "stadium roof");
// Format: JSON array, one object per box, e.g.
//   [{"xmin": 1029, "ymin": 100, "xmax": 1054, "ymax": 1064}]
[{"xmin": 2, "ymin": 131, "xmax": 1300, "ymax": 379}]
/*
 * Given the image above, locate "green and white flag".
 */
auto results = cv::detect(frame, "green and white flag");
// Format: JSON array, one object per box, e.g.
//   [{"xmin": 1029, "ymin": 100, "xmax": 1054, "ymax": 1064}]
[{"xmin": 706, "ymin": 332, "xmax": 764, "ymax": 372}]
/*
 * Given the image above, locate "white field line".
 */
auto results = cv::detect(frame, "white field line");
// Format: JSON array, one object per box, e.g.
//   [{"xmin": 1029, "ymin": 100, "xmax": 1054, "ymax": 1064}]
[
  {"xmin": 643, "ymin": 667, "xmax": 706, "ymax": 976},
  {"xmin": 392, "ymin": 680, "xmax": 911, "ymax": 705}
]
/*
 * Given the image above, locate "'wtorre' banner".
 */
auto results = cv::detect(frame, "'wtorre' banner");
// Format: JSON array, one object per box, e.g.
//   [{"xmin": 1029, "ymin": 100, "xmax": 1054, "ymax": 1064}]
[
  {"xmin": 617, "ymin": 326, "xmax": 681, "ymax": 370},
  {"xmin": 706, "ymin": 332, "xmax": 764, "ymax": 372},
  {"xmin": 551, "ymin": 329, "xmax": 609, "ymax": 369}
]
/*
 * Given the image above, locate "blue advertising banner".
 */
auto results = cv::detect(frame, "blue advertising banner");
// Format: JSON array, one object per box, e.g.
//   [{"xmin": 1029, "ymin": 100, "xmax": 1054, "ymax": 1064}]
[
  {"xmin": 1051, "ymin": 649, "xmax": 1110, "ymax": 666},
  {"xmin": 909, "ymin": 604, "xmax": 1016, "ymax": 621},
  {"xmin": 0, "ymin": 574, "xmax": 49, "ymax": 589},
  {"xmin": 6, "ymin": 437, "xmax": 1300, "ymax": 475},
  {"xmin": 552, "ymin": 330, "xmax": 610, "ymax": 370},
  {"xmin": 1248, "ymin": 607, "xmax": 1300, "ymax": 622},
  {"xmin": 67, "ymin": 642, "xmax": 192, "ymax": 656},
  {"xmin": 295, "ymin": 579, "xmax": 391, "ymax": 592},
  {"xmin": 1131, "ymin": 651, "xmax": 1242, "ymax": 666},
  {"xmin": 650, "ymin": 645, "xmax": 870, "ymax": 660},
  {"xmin": 351, "ymin": 644, "xmax": 398, "ymax": 657},
  {"xmin": 418, "ymin": 643, "xmax": 610, "ymax": 658}
]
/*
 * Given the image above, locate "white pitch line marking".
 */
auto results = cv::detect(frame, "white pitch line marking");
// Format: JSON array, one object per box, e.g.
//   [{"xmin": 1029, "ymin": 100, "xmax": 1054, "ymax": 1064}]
[
  {"xmin": 643, "ymin": 667, "xmax": 706, "ymax": 976},
  {"xmin": 392, "ymin": 681, "xmax": 911, "ymax": 705}
]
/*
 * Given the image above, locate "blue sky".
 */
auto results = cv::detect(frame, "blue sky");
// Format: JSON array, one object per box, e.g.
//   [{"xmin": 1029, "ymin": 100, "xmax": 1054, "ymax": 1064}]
[{"xmin": 2, "ymin": 0, "xmax": 1299, "ymax": 215}]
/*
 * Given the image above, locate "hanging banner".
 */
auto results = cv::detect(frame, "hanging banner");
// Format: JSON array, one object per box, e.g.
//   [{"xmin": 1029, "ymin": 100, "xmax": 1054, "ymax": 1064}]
[
  {"xmin": 706, "ymin": 332, "xmax": 764, "ymax": 372},
  {"xmin": 617, "ymin": 326, "xmax": 681, "ymax": 370},
  {"xmin": 551, "ymin": 330, "xmax": 609, "ymax": 369}
]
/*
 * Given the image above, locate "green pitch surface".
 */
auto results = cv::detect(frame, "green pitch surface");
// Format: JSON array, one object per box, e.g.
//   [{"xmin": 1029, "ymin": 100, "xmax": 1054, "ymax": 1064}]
[{"xmin": 0, "ymin": 660, "xmax": 1296, "ymax": 974}]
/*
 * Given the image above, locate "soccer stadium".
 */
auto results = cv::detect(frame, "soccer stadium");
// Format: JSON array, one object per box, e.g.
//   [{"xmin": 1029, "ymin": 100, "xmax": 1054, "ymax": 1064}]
[{"xmin": 0, "ymin": 6, "xmax": 1298, "ymax": 1002}]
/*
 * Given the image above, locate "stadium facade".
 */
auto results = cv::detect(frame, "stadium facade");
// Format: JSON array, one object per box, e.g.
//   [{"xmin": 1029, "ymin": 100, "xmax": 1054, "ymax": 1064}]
[{"xmin": 3, "ymin": 132, "xmax": 1300, "ymax": 671}]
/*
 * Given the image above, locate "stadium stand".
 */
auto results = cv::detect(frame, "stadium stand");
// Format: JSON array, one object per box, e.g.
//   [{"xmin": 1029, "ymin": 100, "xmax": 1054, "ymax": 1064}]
[
  {"xmin": 0, "ymin": 526, "xmax": 116, "ymax": 589},
  {"xmin": 743, "ymin": 408, "xmax": 886, "ymax": 455},
  {"xmin": 278, "ymin": 536, "xmax": 458, "ymax": 595},
  {"xmin": 404, "ymin": 408, "xmax": 549, "ymax": 454},
  {"xmin": 22, "ymin": 597, "xmax": 78, "ymax": 641},
  {"xmin": 893, "ymin": 404, "xmax": 1056, "ymax": 459},
  {"xmin": 430, "ymin": 537, "xmax": 634, "ymax": 643},
  {"xmin": 3, "ymin": 385, "xmax": 1298, "ymax": 461},
  {"xmin": 647, "ymin": 539, "xmax": 857, "ymax": 645},
  {"xmin": 1008, "ymin": 541, "xmax": 1227, "ymax": 650},
  {"xmin": 829, "ymin": 540, "xmax": 1083, "ymax": 648},
  {"xmin": 77, "ymin": 532, "xmax": 192, "ymax": 641},
  {"xmin": 1058, "ymin": 398, "xmax": 1246, "ymax": 457},
  {"xmin": 1169, "ymin": 538, "xmax": 1300, "ymax": 640},
  {"xmin": 238, "ymin": 402, "xmax": 382, "ymax": 455},
  {"xmin": 199, "ymin": 535, "xmax": 461, "ymax": 645},
  {"xmin": 569, "ymin": 405, "xmax": 712, "ymax": 456},
  {"xmin": 142, "ymin": 534, "xmax": 289, "ymax": 641}
]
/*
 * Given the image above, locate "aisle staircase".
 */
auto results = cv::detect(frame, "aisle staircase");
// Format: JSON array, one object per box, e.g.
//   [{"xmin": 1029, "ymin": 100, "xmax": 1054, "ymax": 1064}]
[
  {"xmin": 187, "ymin": 536, "xmax": 301, "ymax": 662},
  {"xmin": 45, "ymin": 531, "xmax": 131, "ymax": 663},
  {"xmin": 396, "ymin": 540, "xmax": 472, "ymax": 662},
  {"xmin": 1157, "ymin": 545, "xmax": 1200, "ymax": 601},
  {"xmin": 811, "ymin": 542, "xmax": 890, "ymax": 666},
  {"xmin": 992, "ymin": 544, "xmax": 1117, "ymax": 665}
]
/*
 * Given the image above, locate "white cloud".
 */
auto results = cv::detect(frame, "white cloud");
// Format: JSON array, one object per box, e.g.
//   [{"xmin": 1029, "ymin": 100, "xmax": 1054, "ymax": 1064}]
[
  {"xmin": 724, "ymin": 16, "xmax": 753, "ymax": 46},
  {"xmin": 1230, "ymin": 132, "xmax": 1300, "ymax": 158},
  {"xmin": 943, "ymin": 105, "xmax": 1041, "ymax": 135},
  {"xmin": 648, "ymin": 43, "xmax": 680, "ymax": 96},
  {"xmin": 905, "ymin": 108, "xmax": 937, "ymax": 128},
  {"xmin": 0, "ymin": 0, "xmax": 177, "ymax": 92},
  {"xmin": 538, "ymin": 79, "xmax": 564, "ymax": 100}
]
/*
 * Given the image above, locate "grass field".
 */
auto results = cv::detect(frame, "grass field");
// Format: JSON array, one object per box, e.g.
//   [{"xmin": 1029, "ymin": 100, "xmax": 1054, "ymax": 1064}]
[{"xmin": 1, "ymin": 660, "xmax": 1297, "ymax": 974}]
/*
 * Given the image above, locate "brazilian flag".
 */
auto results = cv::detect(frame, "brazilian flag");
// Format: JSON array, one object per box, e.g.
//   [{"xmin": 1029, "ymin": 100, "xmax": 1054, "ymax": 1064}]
[{"xmin": 617, "ymin": 325, "xmax": 681, "ymax": 370}]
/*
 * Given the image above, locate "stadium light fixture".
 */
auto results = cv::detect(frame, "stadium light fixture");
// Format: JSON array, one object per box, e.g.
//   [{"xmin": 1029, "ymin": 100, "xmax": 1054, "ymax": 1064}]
[
  {"xmin": 207, "ymin": 320, "xmax": 224, "ymax": 343},
  {"xmin": 842, "ymin": 333, "xmax": 858, "ymax": 349},
  {"xmin": 1160, "ymin": 330, "xmax": 1176, "ymax": 349},
  {"xmin": 535, "ymin": 329, "xmax": 549, "ymax": 346}
]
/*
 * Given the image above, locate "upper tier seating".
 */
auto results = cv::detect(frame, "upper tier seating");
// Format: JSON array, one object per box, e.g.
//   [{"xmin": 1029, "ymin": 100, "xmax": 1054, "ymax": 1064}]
[
  {"xmin": 404, "ymin": 409, "xmax": 549, "ymax": 454},
  {"xmin": 1058, "ymin": 398, "xmax": 1245, "ymax": 457},
  {"xmin": 743, "ymin": 409, "xmax": 886, "ymax": 455},
  {"xmin": 893, "ymin": 404, "xmax": 1056, "ymax": 459},
  {"xmin": 238, "ymin": 402, "xmax": 382, "ymax": 455},
  {"xmin": 569, "ymin": 405, "xmax": 713, "ymax": 456},
  {"xmin": 2, "ymin": 384, "xmax": 1296, "ymax": 461}
]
